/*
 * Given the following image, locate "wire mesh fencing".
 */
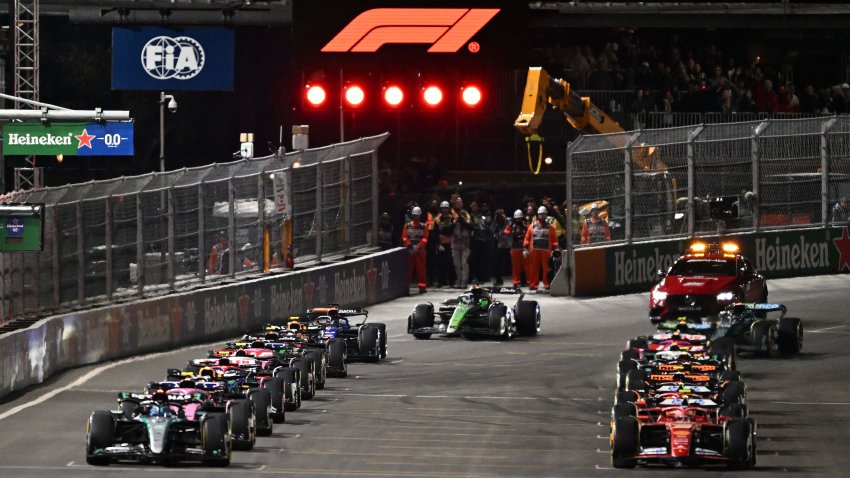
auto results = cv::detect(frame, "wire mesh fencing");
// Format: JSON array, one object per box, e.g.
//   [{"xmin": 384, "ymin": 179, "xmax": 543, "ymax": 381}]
[
  {"xmin": 568, "ymin": 117, "xmax": 850, "ymax": 249},
  {"xmin": 0, "ymin": 133, "xmax": 387, "ymax": 319}
]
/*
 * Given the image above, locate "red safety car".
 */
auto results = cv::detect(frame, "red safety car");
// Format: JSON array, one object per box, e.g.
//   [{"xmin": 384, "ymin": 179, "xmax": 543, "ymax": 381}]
[{"xmin": 649, "ymin": 241, "xmax": 766, "ymax": 322}]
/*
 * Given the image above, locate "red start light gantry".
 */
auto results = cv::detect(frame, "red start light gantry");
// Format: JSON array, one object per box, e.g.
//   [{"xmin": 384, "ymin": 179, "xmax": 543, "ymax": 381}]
[
  {"xmin": 305, "ymin": 85, "xmax": 327, "ymax": 107},
  {"xmin": 383, "ymin": 85, "xmax": 404, "ymax": 107},
  {"xmin": 422, "ymin": 85, "xmax": 444, "ymax": 106},
  {"xmin": 461, "ymin": 86, "xmax": 482, "ymax": 107},
  {"xmin": 344, "ymin": 85, "xmax": 365, "ymax": 107}
]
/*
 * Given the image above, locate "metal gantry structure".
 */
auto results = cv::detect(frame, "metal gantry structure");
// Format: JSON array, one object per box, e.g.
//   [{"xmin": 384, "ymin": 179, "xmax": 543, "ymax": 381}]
[{"xmin": 12, "ymin": 0, "xmax": 42, "ymax": 191}]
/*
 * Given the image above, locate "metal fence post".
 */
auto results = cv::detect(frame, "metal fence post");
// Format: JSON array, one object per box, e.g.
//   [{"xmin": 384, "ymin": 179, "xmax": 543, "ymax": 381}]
[
  {"xmin": 227, "ymin": 178, "xmax": 236, "ymax": 277},
  {"xmin": 198, "ymin": 184, "xmax": 206, "ymax": 282},
  {"xmin": 52, "ymin": 206, "xmax": 60, "ymax": 307},
  {"xmin": 136, "ymin": 191, "xmax": 145, "ymax": 293},
  {"xmin": 686, "ymin": 125, "xmax": 705, "ymax": 237},
  {"xmin": 76, "ymin": 202, "xmax": 85, "ymax": 303},
  {"xmin": 316, "ymin": 160, "xmax": 324, "ymax": 262},
  {"xmin": 821, "ymin": 117, "xmax": 838, "ymax": 226},
  {"xmin": 623, "ymin": 132, "xmax": 641, "ymax": 244},
  {"xmin": 105, "ymin": 196, "xmax": 114, "ymax": 298},
  {"xmin": 167, "ymin": 186, "xmax": 176, "ymax": 288},
  {"xmin": 257, "ymin": 172, "xmax": 266, "ymax": 253},
  {"xmin": 344, "ymin": 155, "xmax": 352, "ymax": 255},
  {"xmin": 371, "ymin": 150, "xmax": 378, "ymax": 247},
  {"xmin": 752, "ymin": 121, "xmax": 770, "ymax": 233}
]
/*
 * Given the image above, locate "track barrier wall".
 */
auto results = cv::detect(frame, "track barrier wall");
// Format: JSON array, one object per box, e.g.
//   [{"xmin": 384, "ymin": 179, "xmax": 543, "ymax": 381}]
[
  {"xmin": 0, "ymin": 247, "xmax": 408, "ymax": 399},
  {"xmin": 572, "ymin": 226, "xmax": 850, "ymax": 296}
]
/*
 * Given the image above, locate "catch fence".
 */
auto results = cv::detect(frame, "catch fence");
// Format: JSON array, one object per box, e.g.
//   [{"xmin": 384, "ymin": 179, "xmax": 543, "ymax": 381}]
[
  {"xmin": 0, "ymin": 133, "xmax": 387, "ymax": 318},
  {"xmin": 567, "ymin": 117, "xmax": 850, "ymax": 247}
]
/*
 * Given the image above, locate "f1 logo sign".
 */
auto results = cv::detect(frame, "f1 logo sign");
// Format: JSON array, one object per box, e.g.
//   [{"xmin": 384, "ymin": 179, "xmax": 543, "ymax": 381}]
[{"xmin": 322, "ymin": 8, "xmax": 500, "ymax": 53}]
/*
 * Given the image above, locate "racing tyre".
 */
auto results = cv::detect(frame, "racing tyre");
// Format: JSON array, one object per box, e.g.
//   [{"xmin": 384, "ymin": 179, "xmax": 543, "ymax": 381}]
[
  {"xmin": 710, "ymin": 337, "xmax": 737, "ymax": 370},
  {"xmin": 620, "ymin": 348, "xmax": 639, "ymax": 362},
  {"xmin": 262, "ymin": 377, "xmax": 286, "ymax": 424},
  {"xmin": 722, "ymin": 381, "xmax": 746, "ymax": 406},
  {"xmin": 249, "ymin": 388, "xmax": 273, "ymax": 436},
  {"xmin": 612, "ymin": 403, "xmax": 637, "ymax": 421},
  {"xmin": 617, "ymin": 359, "xmax": 637, "ymax": 390},
  {"xmin": 228, "ymin": 399, "xmax": 255, "ymax": 451},
  {"xmin": 86, "ymin": 411, "xmax": 114, "ymax": 466},
  {"xmin": 487, "ymin": 305, "xmax": 511, "ymax": 340},
  {"xmin": 292, "ymin": 358, "xmax": 316, "ymax": 400},
  {"xmin": 119, "ymin": 400, "xmax": 140, "ymax": 419},
  {"xmin": 515, "ymin": 300, "xmax": 540, "ymax": 336},
  {"xmin": 625, "ymin": 368, "xmax": 646, "ymax": 392},
  {"xmin": 777, "ymin": 317, "xmax": 803, "ymax": 356},
  {"xmin": 305, "ymin": 349, "xmax": 327, "ymax": 390},
  {"xmin": 614, "ymin": 390, "xmax": 639, "ymax": 406},
  {"xmin": 411, "ymin": 304, "xmax": 434, "ymax": 339},
  {"xmin": 753, "ymin": 321, "xmax": 780, "ymax": 358},
  {"xmin": 201, "ymin": 413, "xmax": 231, "ymax": 467},
  {"xmin": 359, "ymin": 326, "xmax": 381, "ymax": 363},
  {"xmin": 275, "ymin": 367, "xmax": 301, "ymax": 411},
  {"xmin": 719, "ymin": 403, "xmax": 747, "ymax": 419},
  {"xmin": 725, "ymin": 418, "xmax": 755, "ymax": 469},
  {"xmin": 720, "ymin": 370, "xmax": 742, "ymax": 382},
  {"xmin": 611, "ymin": 417, "xmax": 639, "ymax": 469},
  {"xmin": 326, "ymin": 339, "xmax": 347, "ymax": 378},
  {"xmin": 627, "ymin": 336, "xmax": 648, "ymax": 350},
  {"xmin": 370, "ymin": 322, "xmax": 388, "ymax": 359}
]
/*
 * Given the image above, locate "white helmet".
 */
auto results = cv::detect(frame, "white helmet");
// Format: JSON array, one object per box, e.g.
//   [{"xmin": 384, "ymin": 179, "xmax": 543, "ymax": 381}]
[
  {"xmin": 412, "ymin": 207, "xmax": 422, "ymax": 216},
  {"xmin": 513, "ymin": 209, "xmax": 524, "ymax": 219},
  {"xmin": 440, "ymin": 201, "xmax": 450, "ymax": 208},
  {"xmin": 537, "ymin": 206, "xmax": 548, "ymax": 215}
]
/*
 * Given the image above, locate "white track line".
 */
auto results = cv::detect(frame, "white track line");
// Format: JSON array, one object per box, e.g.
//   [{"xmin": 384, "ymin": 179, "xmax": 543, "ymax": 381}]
[
  {"xmin": 0, "ymin": 341, "xmax": 220, "ymax": 422},
  {"xmin": 810, "ymin": 325, "xmax": 847, "ymax": 333}
]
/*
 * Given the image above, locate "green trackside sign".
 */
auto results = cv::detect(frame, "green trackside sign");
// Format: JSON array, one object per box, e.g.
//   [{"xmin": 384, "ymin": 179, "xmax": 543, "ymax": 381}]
[
  {"xmin": 578, "ymin": 226, "xmax": 850, "ymax": 296},
  {"xmin": 3, "ymin": 122, "xmax": 134, "ymax": 156},
  {"xmin": 0, "ymin": 204, "xmax": 44, "ymax": 252}
]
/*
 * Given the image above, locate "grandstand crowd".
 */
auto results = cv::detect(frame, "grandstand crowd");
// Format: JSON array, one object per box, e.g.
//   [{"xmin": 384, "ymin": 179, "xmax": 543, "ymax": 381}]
[{"xmin": 537, "ymin": 30, "xmax": 848, "ymax": 118}]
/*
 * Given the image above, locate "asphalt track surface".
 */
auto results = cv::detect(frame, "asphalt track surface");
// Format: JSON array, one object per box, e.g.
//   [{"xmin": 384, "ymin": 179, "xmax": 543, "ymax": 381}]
[{"xmin": 0, "ymin": 274, "xmax": 848, "ymax": 478}]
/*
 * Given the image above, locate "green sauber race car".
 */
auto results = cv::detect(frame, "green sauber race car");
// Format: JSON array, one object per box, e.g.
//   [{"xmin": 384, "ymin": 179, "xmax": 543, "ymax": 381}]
[{"xmin": 407, "ymin": 285, "xmax": 541, "ymax": 340}]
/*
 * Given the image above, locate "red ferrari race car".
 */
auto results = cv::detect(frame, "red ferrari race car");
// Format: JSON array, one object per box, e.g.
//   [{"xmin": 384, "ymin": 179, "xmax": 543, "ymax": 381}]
[{"xmin": 649, "ymin": 241, "xmax": 766, "ymax": 322}]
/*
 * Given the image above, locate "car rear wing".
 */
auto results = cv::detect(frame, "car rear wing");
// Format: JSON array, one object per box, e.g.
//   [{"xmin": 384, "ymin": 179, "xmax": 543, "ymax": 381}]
[{"xmin": 486, "ymin": 285, "xmax": 526, "ymax": 302}]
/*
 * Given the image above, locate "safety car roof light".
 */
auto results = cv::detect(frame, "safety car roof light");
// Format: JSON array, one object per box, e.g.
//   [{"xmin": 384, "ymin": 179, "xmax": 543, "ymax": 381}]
[
  {"xmin": 689, "ymin": 242, "xmax": 707, "ymax": 253},
  {"xmin": 721, "ymin": 242, "xmax": 740, "ymax": 253}
]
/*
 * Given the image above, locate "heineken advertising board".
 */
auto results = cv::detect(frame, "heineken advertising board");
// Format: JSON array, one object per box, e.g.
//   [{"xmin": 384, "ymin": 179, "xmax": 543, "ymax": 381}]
[
  {"xmin": 573, "ymin": 226, "xmax": 850, "ymax": 296},
  {"xmin": 0, "ymin": 204, "xmax": 43, "ymax": 252},
  {"xmin": 3, "ymin": 122, "xmax": 134, "ymax": 156}
]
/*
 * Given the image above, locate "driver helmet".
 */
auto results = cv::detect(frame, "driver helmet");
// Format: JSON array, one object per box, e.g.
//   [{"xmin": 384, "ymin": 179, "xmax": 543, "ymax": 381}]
[
  {"xmin": 152, "ymin": 389, "xmax": 169, "ymax": 403},
  {"xmin": 513, "ymin": 209, "xmax": 524, "ymax": 219}
]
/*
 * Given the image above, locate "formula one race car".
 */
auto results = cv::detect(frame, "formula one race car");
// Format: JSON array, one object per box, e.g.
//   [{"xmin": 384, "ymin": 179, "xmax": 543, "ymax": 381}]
[
  {"xmin": 85, "ymin": 390, "xmax": 231, "ymax": 467},
  {"xmin": 297, "ymin": 306, "xmax": 388, "ymax": 364},
  {"xmin": 611, "ymin": 400, "xmax": 756, "ymax": 469},
  {"xmin": 712, "ymin": 302, "xmax": 803, "ymax": 357},
  {"xmin": 407, "ymin": 285, "xmax": 541, "ymax": 340}
]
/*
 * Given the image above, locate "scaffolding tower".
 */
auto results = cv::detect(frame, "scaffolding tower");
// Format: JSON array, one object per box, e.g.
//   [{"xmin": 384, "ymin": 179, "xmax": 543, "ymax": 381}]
[{"xmin": 12, "ymin": 0, "xmax": 42, "ymax": 190}]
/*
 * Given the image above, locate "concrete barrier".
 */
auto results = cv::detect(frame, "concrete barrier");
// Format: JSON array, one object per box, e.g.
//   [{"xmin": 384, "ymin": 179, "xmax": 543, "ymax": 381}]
[
  {"xmin": 0, "ymin": 248, "xmax": 409, "ymax": 399},
  {"xmin": 572, "ymin": 226, "xmax": 850, "ymax": 296}
]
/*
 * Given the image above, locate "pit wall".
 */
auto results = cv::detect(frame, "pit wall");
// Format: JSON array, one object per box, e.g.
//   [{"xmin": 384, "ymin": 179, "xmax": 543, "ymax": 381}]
[
  {"xmin": 572, "ymin": 227, "xmax": 850, "ymax": 296},
  {"xmin": 0, "ymin": 248, "xmax": 409, "ymax": 399}
]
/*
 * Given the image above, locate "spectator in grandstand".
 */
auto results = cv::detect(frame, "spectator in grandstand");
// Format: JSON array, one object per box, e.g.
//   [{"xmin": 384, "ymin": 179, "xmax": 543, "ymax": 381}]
[
  {"xmin": 755, "ymin": 79, "xmax": 779, "ymax": 113},
  {"xmin": 737, "ymin": 88, "xmax": 757, "ymax": 113},
  {"xmin": 832, "ymin": 197, "xmax": 850, "ymax": 225},
  {"xmin": 581, "ymin": 204, "xmax": 612, "ymax": 245},
  {"xmin": 237, "ymin": 243, "xmax": 256, "ymax": 271},
  {"xmin": 718, "ymin": 87, "xmax": 737, "ymax": 115},
  {"xmin": 799, "ymin": 85, "xmax": 820, "ymax": 114},
  {"xmin": 656, "ymin": 90, "xmax": 678, "ymax": 127}
]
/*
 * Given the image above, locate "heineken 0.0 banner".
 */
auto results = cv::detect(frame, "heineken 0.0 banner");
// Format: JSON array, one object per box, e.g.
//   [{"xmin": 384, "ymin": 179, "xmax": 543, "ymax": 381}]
[{"xmin": 4, "ymin": 122, "xmax": 134, "ymax": 156}]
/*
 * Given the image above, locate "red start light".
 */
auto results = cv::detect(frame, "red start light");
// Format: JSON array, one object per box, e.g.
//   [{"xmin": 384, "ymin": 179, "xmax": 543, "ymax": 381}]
[
  {"xmin": 461, "ymin": 86, "xmax": 482, "ymax": 107},
  {"xmin": 423, "ymin": 85, "xmax": 443, "ymax": 106},
  {"xmin": 383, "ymin": 85, "xmax": 404, "ymax": 107},
  {"xmin": 305, "ymin": 85, "xmax": 326, "ymax": 107},
  {"xmin": 345, "ymin": 85, "xmax": 365, "ymax": 107}
]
